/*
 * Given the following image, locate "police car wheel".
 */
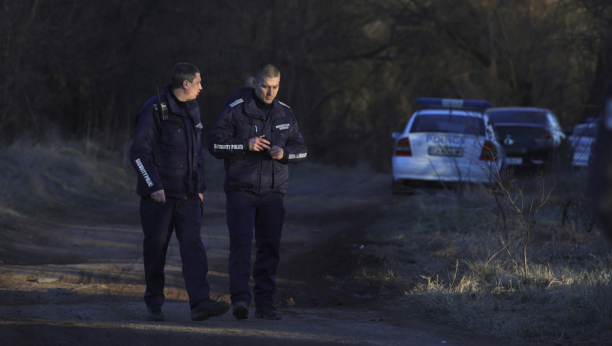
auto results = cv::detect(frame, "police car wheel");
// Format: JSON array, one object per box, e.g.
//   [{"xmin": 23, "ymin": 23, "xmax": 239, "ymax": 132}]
[{"xmin": 391, "ymin": 178, "xmax": 402, "ymax": 195}]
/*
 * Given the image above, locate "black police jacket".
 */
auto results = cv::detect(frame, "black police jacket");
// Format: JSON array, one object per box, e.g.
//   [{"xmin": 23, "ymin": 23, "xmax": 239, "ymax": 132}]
[
  {"xmin": 129, "ymin": 84, "xmax": 205, "ymax": 199},
  {"xmin": 208, "ymin": 92, "xmax": 307, "ymax": 194}
]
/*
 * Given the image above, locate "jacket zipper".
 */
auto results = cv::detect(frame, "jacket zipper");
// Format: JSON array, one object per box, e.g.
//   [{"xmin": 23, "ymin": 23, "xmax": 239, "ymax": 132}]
[
  {"xmin": 257, "ymin": 121, "xmax": 263, "ymax": 194},
  {"xmin": 257, "ymin": 159, "xmax": 263, "ymax": 194}
]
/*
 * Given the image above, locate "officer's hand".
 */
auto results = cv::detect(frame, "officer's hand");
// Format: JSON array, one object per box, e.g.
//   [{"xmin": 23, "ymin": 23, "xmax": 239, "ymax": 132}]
[
  {"xmin": 269, "ymin": 146, "xmax": 284, "ymax": 160},
  {"xmin": 249, "ymin": 136, "xmax": 270, "ymax": 151},
  {"xmin": 199, "ymin": 193, "xmax": 203, "ymax": 202},
  {"xmin": 151, "ymin": 190, "xmax": 166, "ymax": 204}
]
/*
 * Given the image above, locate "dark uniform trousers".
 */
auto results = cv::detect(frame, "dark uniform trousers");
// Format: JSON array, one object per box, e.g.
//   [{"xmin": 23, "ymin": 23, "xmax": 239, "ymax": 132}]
[
  {"xmin": 226, "ymin": 191, "xmax": 285, "ymax": 306},
  {"xmin": 140, "ymin": 196, "xmax": 210, "ymax": 308}
]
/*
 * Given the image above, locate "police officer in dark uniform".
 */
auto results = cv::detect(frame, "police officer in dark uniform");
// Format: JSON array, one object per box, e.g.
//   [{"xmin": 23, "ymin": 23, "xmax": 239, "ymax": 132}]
[
  {"xmin": 208, "ymin": 63, "xmax": 307, "ymax": 320},
  {"xmin": 130, "ymin": 63, "xmax": 229, "ymax": 322},
  {"xmin": 589, "ymin": 82, "xmax": 612, "ymax": 241}
]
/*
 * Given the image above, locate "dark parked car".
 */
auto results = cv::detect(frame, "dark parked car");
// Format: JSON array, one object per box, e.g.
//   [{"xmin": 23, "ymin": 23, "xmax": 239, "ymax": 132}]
[{"xmin": 484, "ymin": 107, "xmax": 571, "ymax": 168}]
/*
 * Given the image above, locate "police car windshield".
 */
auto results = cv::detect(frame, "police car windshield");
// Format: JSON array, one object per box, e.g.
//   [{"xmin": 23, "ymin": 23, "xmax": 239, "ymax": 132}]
[
  {"xmin": 573, "ymin": 125, "xmax": 597, "ymax": 137},
  {"xmin": 487, "ymin": 110, "xmax": 547, "ymax": 125},
  {"xmin": 410, "ymin": 114, "xmax": 485, "ymax": 136}
]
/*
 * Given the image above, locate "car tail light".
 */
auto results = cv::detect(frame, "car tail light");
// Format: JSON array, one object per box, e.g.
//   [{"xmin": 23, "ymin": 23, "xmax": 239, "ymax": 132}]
[
  {"xmin": 535, "ymin": 131, "xmax": 553, "ymax": 147},
  {"xmin": 480, "ymin": 140, "xmax": 497, "ymax": 161},
  {"xmin": 395, "ymin": 137, "xmax": 411, "ymax": 157}
]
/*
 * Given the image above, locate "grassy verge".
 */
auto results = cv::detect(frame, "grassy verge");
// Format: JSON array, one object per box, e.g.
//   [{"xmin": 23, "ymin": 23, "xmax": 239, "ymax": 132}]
[
  {"xmin": 0, "ymin": 141, "xmax": 135, "ymax": 259},
  {"xmin": 353, "ymin": 169, "xmax": 612, "ymax": 345}
]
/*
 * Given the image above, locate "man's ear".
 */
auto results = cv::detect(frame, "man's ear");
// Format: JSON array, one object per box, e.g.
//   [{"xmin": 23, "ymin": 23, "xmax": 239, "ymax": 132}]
[
  {"xmin": 182, "ymin": 79, "xmax": 189, "ymax": 90},
  {"xmin": 252, "ymin": 78, "xmax": 257, "ymax": 88}
]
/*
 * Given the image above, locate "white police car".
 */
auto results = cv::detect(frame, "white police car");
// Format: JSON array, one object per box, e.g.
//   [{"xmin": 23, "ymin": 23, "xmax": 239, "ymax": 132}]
[
  {"xmin": 569, "ymin": 120, "xmax": 597, "ymax": 167},
  {"xmin": 392, "ymin": 98, "xmax": 506, "ymax": 191}
]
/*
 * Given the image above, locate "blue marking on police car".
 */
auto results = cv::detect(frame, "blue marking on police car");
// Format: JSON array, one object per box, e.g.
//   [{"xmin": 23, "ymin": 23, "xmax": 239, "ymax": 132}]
[
  {"xmin": 442, "ymin": 99, "xmax": 463, "ymax": 107},
  {"xmin": 426, "ymin": 135, "xmax": 465, "ymax": 145}
]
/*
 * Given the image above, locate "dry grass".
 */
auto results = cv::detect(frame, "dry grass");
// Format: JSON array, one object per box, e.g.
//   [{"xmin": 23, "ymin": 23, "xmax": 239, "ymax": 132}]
[
  {"xmin": 0, "ymin": 140, "xmax": 134, "ymax": 234},
  {"xmin": 356, "ymin": 169, "xmax": 612, "ymax": 345}
]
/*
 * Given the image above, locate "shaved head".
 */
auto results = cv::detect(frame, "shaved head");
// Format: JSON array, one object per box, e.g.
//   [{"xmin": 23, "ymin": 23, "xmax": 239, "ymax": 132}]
[{"xmin": 255, "ymin": 63, "xmax": 280, "ymax": 82}]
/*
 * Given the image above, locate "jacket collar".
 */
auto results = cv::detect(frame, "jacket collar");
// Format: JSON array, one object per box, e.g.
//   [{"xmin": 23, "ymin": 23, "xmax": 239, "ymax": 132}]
[
  {"xmin": 164, "ymin": 84, "xmax": 197, "ymax": 117},
  {"xmin": 243, "ymin": 91, "xmax": 285, "ymax": 120}
]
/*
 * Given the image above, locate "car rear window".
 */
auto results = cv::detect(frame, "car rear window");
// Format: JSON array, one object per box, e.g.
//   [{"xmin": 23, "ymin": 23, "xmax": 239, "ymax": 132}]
[
  {"xmin": 573, "ymin": 125, "xmax": 597, "ymax": 137},
  {"xmin": 410, "ymin": 114, "xmax": 485, "ymax": 136},
  {"xmin": 495, "ymin": 126, "xmax": 548, "ymax": 140},
  {"xmin": 486, "ymin": 110, "xmax": 547, "ymax": 125}
]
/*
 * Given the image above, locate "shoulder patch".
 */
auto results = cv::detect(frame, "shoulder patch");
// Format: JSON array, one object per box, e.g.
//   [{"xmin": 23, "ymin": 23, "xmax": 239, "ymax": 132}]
[
  {"xmin": 229, "ymin": 99, "xmax": 244, "ymax": 108},
  {"xmin": 278, "ymin": 101, "xmax": 290, "ymax": 109}
]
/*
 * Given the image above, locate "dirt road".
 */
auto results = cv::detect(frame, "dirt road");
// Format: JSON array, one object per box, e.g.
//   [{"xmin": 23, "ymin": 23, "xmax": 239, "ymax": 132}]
[{"xmin": 0, "ymin": 155, "xmax": 514, "ymax": 345}]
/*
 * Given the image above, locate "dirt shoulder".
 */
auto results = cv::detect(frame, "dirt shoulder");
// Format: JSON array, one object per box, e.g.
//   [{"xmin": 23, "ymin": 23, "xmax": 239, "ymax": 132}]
[{"xmin": 0, "ymin": 155, "xmax": 517, "ymax": 346}]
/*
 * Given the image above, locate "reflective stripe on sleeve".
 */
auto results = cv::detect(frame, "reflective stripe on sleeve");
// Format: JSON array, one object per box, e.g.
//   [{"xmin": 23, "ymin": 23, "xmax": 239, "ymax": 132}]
[
  {"xmin": 288, "ymin": 153, "xmax": 307, "ymax": 160},
  {"xmin": 229, "ymin": 99, "xmax": 244, "ymax": 108},
  {"xmin": 135, "ymin": 158, "xmax": 154, "ymax": 187}
]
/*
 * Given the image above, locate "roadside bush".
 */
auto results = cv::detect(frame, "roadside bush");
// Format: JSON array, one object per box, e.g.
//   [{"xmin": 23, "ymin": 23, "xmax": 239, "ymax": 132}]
[{"xmin": 354, "ymin": 170, "xmax": 612, "ymax": 344}]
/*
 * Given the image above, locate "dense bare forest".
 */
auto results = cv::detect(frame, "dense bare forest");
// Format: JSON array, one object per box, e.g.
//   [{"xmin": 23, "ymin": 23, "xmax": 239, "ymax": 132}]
[{"xmin": 1, "ymin": 0, "xmax": 611, "ymax": 169}]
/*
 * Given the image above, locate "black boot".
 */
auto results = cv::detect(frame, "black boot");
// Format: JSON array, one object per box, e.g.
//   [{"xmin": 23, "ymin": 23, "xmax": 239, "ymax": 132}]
[
  {"xmin": 191, "ymin": 299, "xmax": 230, "ymax": 321},
  {"xmin": 232, "ymin": 301, "xmax": 249, "ymax": 320},
  {"xmin": 147, "ymin": 305, "xmax": 164, "ymax": 321},
  {"xmin": 255, "ymin": 305, "xmax": 282, "ymax": 320}
]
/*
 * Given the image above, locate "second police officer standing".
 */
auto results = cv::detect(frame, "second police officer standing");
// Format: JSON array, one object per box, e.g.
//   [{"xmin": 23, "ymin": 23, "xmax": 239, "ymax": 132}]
[{"xmin": 208, "ymin": 63, "xmax": 308, "ymax": 320}]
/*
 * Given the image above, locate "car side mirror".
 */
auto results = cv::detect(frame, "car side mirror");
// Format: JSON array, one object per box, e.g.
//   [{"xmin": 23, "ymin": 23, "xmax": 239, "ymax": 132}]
[{"xmin": 392, "ymin": 132, "xmax": 403, "ymax": 139}]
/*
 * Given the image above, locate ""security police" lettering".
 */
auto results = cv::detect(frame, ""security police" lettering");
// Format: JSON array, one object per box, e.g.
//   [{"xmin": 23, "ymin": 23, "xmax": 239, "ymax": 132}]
[
  {"xmin": 288, "ymin": 153, "xmax": 307, "ymax": 160},
  {"xmin": 214, "ymin": 144, "xmax": 244, "ymax": 150},
  {"xmin": 135, "ymin": 158, "xmax": 154, "ymax": 187}
]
